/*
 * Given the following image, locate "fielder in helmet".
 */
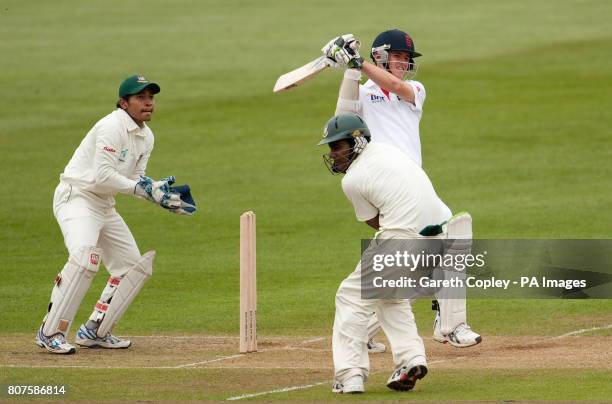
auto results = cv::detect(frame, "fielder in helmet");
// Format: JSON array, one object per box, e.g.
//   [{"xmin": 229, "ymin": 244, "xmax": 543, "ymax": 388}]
[
  {"xmin": 319, "ymin": 113, "xmax": 461, "ymax": 393},
  {"xmin": 319, "ymin": 114, "xmax": 371, "ymax": 175},
  {"xmin": 322, "ymin": 31, "xmax": 482, "ymax": 351}
]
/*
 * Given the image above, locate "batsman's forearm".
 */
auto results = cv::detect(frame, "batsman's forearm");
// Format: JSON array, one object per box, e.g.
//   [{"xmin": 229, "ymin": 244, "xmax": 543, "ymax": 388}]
[
  {"xmin": 335, "ymin": 69, "xmax": 361, "ymax": 115},
  {"xmin": 361, "ymin": 62, "xmax": 415, "ymax": 103}
]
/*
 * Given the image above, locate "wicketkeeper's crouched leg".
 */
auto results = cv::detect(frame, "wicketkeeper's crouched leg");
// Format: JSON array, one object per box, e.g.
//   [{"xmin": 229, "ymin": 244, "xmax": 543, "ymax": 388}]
[
  {"xmin": 78, "ymin": 251, "xmax": 155, "ymax": 346},
  {"xmin": 41, "ymin": 246, "xmax": 102, "ymax": 337}
]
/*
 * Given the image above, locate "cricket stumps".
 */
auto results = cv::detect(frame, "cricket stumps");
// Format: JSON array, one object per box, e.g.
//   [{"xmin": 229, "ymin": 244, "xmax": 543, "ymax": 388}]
[{"xmin": 240, "ymin": 211, "xmax": 257, "ymax": 353}]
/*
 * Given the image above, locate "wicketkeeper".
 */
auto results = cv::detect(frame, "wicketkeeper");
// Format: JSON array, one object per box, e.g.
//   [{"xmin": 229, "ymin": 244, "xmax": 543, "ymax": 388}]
[
  {"xmin": 36, "ymin": 75, "xmax": 196, "ymax": 354},
  {"xmin": 322, "ymin": 30, "xmax": 482, "ymax": 351}
]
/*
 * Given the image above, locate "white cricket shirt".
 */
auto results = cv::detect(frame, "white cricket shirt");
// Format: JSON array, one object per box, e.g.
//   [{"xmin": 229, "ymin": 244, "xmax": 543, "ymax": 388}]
[
  {"xmin": 341, "ymin": 143, "xmax": 448, "ymax": 233},
  {"xmin": 60, "ymin": 109, "xmax": 154, "ymax": 196},
  {"xmin": 358, "ymin": 79, "xmax": 426, "ymax": 166}
]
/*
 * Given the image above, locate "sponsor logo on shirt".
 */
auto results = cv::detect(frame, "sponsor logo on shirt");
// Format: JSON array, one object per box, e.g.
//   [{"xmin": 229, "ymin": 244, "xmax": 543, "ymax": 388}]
[
  {"xmin": 369, "ymin": 93, "xmax": 386, "ymax": 103},
  {"xmin": 102, "ymin": 146, "xmax": 116, "ymax": 153}
]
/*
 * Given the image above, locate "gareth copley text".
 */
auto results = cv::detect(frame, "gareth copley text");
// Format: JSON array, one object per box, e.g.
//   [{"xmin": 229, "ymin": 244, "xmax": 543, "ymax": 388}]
[{"xmin": 373, "ymin": 276, "xmax": 588, "ymax": 290}]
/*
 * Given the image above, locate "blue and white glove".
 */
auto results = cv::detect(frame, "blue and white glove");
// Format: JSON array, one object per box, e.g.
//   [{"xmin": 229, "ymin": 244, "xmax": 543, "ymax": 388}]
[
  {"xmin": 168, "ymin": 184, "xmax": 197, "ymax": 216},
  {"xmin": 322, "ymin": 34, "xmax": 363, "ymax": 69},
  {"xmin": 134, "ymin": 175, "xmax": 182, "ymax": 210}
]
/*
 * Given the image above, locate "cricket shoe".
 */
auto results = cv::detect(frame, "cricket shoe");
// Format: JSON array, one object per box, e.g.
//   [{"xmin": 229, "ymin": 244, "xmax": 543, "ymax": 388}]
[
  {"xmin": 36, "ymin": 326, "xmax": 76, "ymax": 354},
  {"xmin": 386, "ymin": 365, "xmax": 427, "ymax": 391},
  {"xmin": 433, "ymin": 312, "xmax": 482, "ymax": 348},
  {"xmin": 367, "ymin": 338, "xmax": 386, "ymax": 353},
  {"xmin": 75, "ymin": 324, "xmax": 131, "ymax": 349},
  {"xmin": 332, "ymin": 375, "xmax": 364, "ymax": 394}
]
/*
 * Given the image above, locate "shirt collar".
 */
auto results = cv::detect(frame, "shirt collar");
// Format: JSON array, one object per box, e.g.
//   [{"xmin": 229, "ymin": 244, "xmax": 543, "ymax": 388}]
[
  {"xmin": 116, "ymin": 108, "xmax": 148, "ymax": 136},
  {"xmin": 363, "ymin": 79, "xmax": 393, "ymax": 99},
  {"xmin": 346, "ymin": 144, "xmax": 370, "ymax": 174},
  {"xmin": 363, "ymin": 79, "xmax": 378, "ymax": 88}
]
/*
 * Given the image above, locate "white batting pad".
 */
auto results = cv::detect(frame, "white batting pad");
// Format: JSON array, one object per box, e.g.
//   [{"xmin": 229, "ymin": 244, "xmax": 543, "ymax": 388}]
[
  {"xmin": 436, "ymin": 212, "xmax": 473, "ymax": 333},
  {"xmin": 444, "ymin": 212, "xmax": 473, "ymax": 239},
  {"xmin": 96, "ymin": 250, "xmax": 155, "ymax": 337},
  {"xmin": 42, "ymin": 246, "xmax": 102, "ymax": 336}
]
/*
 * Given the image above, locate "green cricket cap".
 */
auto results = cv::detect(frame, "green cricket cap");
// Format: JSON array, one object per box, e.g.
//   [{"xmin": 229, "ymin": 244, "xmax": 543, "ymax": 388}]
[{"xmin": 118, "ymin": 75, "xmax": 161, "ymax": 98}]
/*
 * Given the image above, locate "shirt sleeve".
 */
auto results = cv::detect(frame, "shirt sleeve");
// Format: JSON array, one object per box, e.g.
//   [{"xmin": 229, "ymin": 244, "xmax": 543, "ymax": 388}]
[
  {"xmin": 94, "ymin": 121, "xmax": 138, "ymax": 195},
  {"xmin": 342, "ymin": 174, "xmax": 378, "ymax": 222},
  {"xmin": 130, "ymin": 134, "xmax": 154, "ymax": 180},
  {"xmin": 407, "ymin": 80, "xmax": 426, "ymax": 110}
]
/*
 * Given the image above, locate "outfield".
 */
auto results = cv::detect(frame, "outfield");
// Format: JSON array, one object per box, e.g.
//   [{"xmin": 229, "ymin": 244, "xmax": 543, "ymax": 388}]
[{"xmin": 1, "ymin": 0, "xmax": 611, "ymax": 401}]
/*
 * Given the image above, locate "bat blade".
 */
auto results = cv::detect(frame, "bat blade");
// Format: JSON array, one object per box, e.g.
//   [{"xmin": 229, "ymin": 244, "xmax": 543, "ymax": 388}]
[{"xmin": 273, "ymin": 56, "xmax": 331, "ymax": 93}]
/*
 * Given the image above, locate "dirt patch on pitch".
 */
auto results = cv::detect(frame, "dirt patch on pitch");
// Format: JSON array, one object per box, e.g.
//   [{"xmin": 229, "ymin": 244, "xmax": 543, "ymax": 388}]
[
  {"xmin": 1, "ymin": 333, "xmax": 611, "ymax": 372},
  {"xmin": 427, "ymin": 335, "xmax": 612, "ymax": 370}
]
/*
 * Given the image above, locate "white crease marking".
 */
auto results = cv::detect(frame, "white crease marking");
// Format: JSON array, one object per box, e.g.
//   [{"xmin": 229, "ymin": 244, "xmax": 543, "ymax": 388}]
[
  {"xmin": 300, "ymin": 337, "xmax": 326, "ymax": 345},
  {"xmin": 176, "ymin": 354, "xmax": 245, "ymax": 368},
  {"xmin": 226, "ymin": 381, "xmax": 329, "ymax": 401},
  {"xmin": 554, "ymin": 323, "xmax": 612, "ymax": 339},
  {"xmin": 224, "ymin": 358, "xmax": 456, "ymax": 400}
]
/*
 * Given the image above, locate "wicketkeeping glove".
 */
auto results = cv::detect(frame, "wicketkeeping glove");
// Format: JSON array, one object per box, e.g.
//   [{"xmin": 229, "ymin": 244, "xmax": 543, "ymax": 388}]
[
  {"xmin": 167, "ymin": 184, "xmax": 197, "ymax": 216},
  {"xmin": 134, "ymin": 175, "xmax": 182, "ymax": 210},
  {"xmin": 322, "ymin": 34, "xmax": 363, "ymax": 69}
]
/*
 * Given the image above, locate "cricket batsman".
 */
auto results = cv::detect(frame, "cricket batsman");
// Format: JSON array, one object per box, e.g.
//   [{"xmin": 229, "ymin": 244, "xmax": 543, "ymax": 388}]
[
  {"xmin": 320, "ymin": 113, "xmax": 465, "ymax": 393},
  {"xmin": 322, "ymin": 30, "xmax": 482, "ymax": 351},
  {"xmin": 35, "ymin": 75, "xmax": 196, "ymax": 354}
]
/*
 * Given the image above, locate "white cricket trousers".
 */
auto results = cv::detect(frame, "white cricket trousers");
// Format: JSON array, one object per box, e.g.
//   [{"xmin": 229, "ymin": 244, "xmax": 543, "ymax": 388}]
[
  {"xmin": 53, "ymin": 182, "xmax": 141, "ymax": 277},
  {"xmin": 332, "ymin": 230, "xmax": 427, "ymax": 384}
]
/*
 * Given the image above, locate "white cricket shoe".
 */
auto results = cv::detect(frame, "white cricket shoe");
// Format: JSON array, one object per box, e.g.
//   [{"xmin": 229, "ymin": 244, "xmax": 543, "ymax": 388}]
[
  {"xmin": 367, "ymin": 338, "xmax": 386, "ymax": 353},
  {"xmin": 36, "ymin": 326, "xmax": 76, "ymax": 354},
  {"xmin": 332, "ymin": 375, "xmax": 364, "ymax": 394},
  {"xmin": 433, "ymin": 312, "xmax": 482, "ymax": 348},
  {"xmin": 75, "ymin": 324, "xmax": 131, "ymax": 349},
  {"xmin": 386, "ymin": 364, "xmax": 427, "ymax": 391}
]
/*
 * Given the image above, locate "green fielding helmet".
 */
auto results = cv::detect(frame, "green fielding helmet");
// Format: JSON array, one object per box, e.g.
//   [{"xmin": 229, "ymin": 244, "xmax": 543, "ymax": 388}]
[{"xmin": 317, "ymin": 114, "xmax": 371, "ymax": 146}]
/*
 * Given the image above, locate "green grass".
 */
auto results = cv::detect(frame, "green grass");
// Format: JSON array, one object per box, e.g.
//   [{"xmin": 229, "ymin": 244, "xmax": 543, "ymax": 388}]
[
  {"xmin": 1, "ymin": 0, "xmax": 611, "ymax": 401},
  {"xmin": 2, "ymin": 368, "xmax": 610, "ymax": 401},
  {"xmin": 271, "ymin": 369, "xmax": 612, "ymax": 401}
]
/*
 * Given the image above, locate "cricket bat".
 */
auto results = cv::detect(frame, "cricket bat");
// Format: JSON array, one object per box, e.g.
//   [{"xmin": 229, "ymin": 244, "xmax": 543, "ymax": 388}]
[{"xmin": 273, "ymin": 56, "xmax": 332, "ymax": 93}]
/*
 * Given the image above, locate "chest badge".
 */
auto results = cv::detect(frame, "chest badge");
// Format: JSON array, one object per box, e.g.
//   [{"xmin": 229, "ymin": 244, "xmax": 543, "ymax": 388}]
[{"xmin": 118, "ymin": 149, "xmax": 129, "ymax": 162}]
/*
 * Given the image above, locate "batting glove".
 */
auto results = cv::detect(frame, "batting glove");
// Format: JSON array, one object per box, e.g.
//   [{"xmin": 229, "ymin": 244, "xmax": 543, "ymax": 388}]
[{"xmin": 322, "ymin": 34, "xmax": 362, "ymax": 69}]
